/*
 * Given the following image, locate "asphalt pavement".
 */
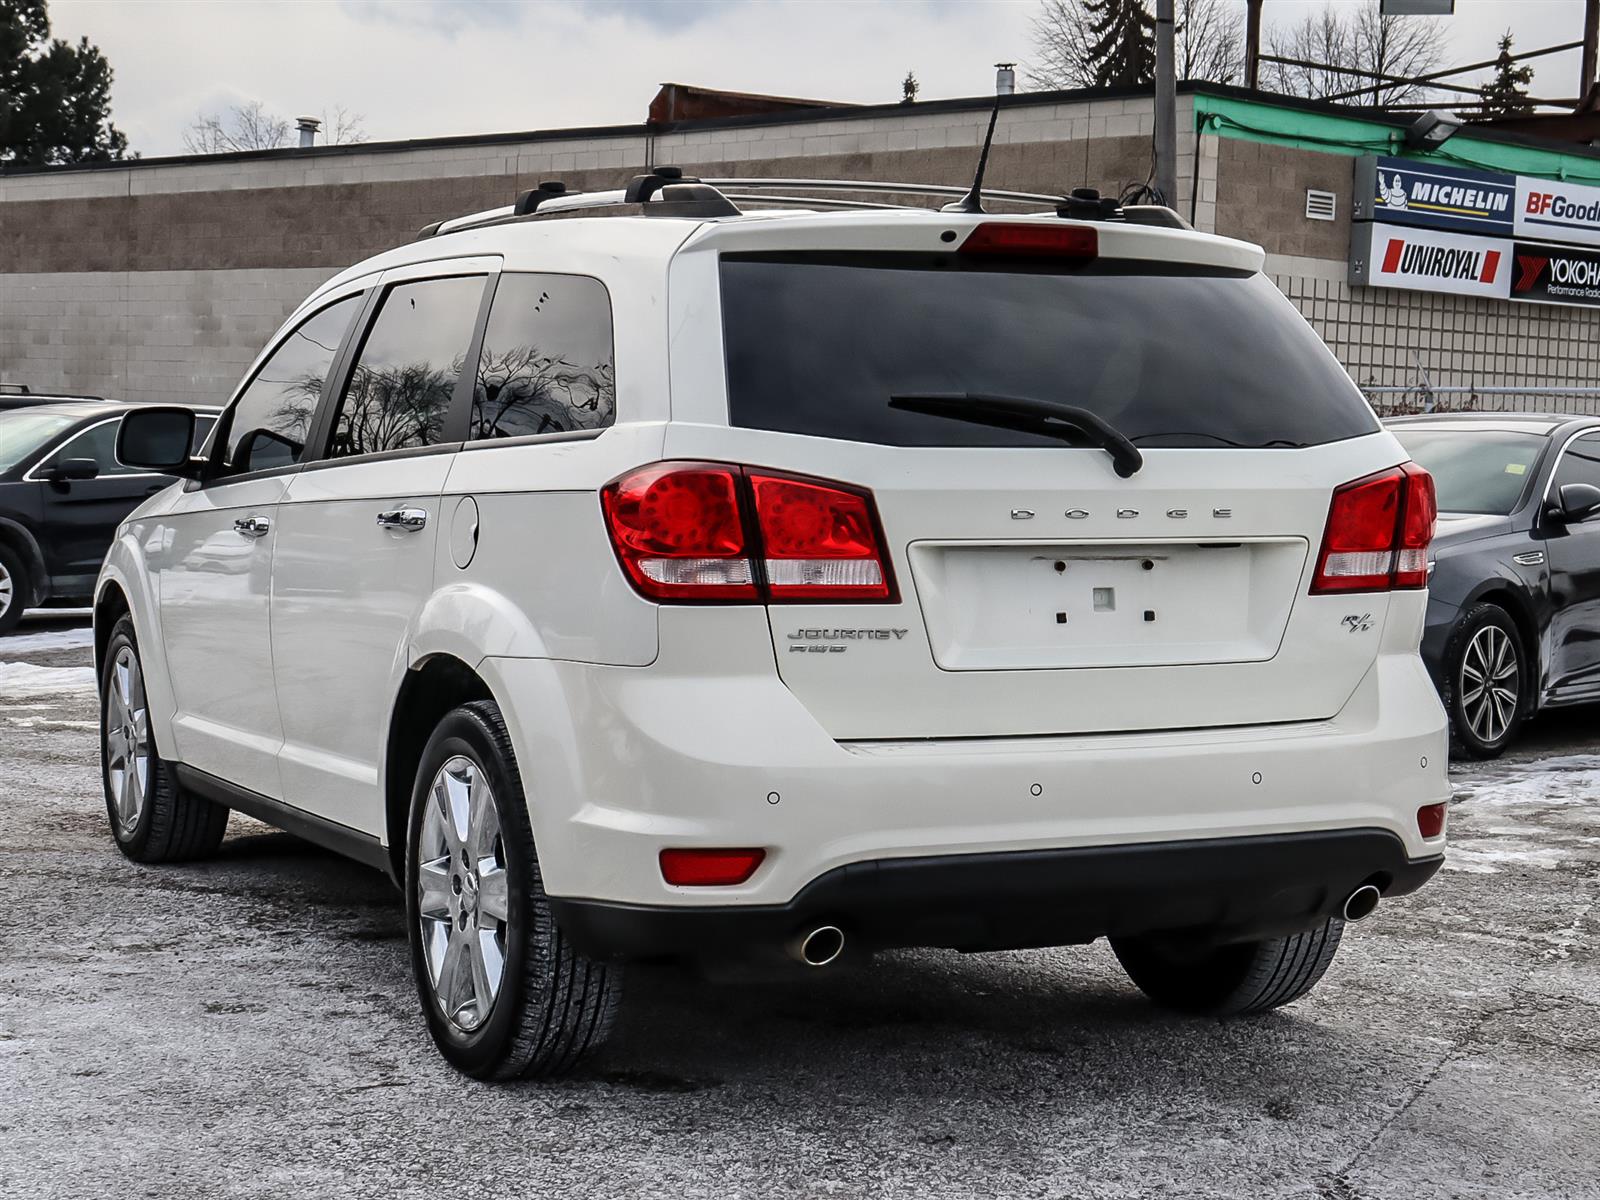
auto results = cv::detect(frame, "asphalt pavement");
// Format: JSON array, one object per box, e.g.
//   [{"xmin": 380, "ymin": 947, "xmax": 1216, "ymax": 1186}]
[{"xmin": 1, "ymin": 613, "xmax": 1597, "ymax": 1200}]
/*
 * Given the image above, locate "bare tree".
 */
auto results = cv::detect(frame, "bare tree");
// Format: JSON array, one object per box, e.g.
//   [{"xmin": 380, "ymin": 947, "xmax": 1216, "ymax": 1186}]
[
  {"xmin": 1029, "ymin": 0, "xmax": 1242, "ymax": 89},
  {"xmin": 1263, "ymin": 5, "xmax": 1446, "ymax": 105},
  {"xmin": 182, "ymin": 101, "xmax": 368, "ymax": 155}
]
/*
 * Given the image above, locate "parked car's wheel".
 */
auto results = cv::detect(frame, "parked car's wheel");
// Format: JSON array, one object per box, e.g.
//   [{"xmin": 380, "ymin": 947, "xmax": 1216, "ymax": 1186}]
[
  {"xmin": 406, "ymin": 700, "xmax": 620, "ymax": 1080},
  {"xmin": 99, "ymin": 615, "xmax": 229, "ymax": 861},
  {"xmin": 1443, "ymin": 602, "xmax": 1526, "ymax": 759},
  {"xmin": 1111, "ymin": 918, "xmax": 1344, "ymax": 1016},
  {"xmin": 0, "ymin": 541, "xmax": 28, "ymax": 634}
]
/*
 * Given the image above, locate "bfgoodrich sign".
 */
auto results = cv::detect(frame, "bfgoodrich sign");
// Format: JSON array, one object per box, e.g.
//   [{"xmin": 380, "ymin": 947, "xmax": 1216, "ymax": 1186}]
[{"xmin": 1515, "ymin": 178, "xmax": 1600, "ymax": 249}]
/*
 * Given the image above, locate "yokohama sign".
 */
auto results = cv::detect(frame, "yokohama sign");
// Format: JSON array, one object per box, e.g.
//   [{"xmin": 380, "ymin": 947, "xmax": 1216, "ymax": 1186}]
[
  {"xmin": 1510, "ymin": 242, "xmax": 1600, "ymax": 308},
  {"xmin": 1349, "ymin": 222, "xmax": 1510, "ymax": 300}
]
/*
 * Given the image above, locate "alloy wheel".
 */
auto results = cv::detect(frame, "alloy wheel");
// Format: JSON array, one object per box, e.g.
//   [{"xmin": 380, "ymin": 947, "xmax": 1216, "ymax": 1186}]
[
  {"xmin": 0, "ymin": 558, "xmax": 13, "ymax": 620},
  {"xmin": 104, "ymin": 645, "xmax": 152, "ymax": 835},
  {"xmin": 416, "ymin": 755, "xmax": 511, "ymax": 1033},
  {"xmin": 1460, "ymin": 624, "xmax": 1518, "ymax": 745}
]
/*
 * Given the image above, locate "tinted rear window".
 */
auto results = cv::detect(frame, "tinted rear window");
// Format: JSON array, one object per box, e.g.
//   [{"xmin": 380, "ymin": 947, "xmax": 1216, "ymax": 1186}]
[{"xmin": 720, "ymin": 254, "xmax": 1378, "ymax": 449}]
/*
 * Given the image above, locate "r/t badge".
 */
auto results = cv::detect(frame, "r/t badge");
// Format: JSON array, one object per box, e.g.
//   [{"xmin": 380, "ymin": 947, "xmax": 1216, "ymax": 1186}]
[{"xmin": 1341, "ymin": 613, "xmax": 1374, "ymax": 633}]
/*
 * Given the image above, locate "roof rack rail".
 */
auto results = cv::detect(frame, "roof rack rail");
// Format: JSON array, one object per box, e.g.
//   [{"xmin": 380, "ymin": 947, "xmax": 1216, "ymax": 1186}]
[{"xmin": 413, "ymin": 173, "xmax": 1194, "ymax": 241}]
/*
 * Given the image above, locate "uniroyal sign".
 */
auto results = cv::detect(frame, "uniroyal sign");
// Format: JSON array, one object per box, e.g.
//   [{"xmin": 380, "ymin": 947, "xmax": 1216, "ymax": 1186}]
[
  {"xmin": 1515, "ymin": 178, "xmax": 1600, "ymax": 249},
  {"xmin": 1510, "ymin": 242, "xmax": 1600, "ymax": 308},
  {"xmin": 1350, "ymin": 222, "xmax": 1509, "ymax": 300}
]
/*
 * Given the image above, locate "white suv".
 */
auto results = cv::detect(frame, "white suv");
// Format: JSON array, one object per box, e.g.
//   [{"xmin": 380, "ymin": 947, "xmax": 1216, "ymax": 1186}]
[{"xmin": 97, "ymin": 173, "xmax": 1449, "ymax": 1080}]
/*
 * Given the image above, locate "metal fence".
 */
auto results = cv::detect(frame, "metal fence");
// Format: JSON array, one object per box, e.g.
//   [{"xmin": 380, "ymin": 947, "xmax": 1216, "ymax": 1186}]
[{"xmin": 1363, "ymin": 385, "xmax": 1600, "ymax": 419}]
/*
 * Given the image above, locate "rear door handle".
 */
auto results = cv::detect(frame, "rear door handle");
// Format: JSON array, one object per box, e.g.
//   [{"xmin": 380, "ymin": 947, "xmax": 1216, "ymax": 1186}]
[
  {"xmin": 233, "ymin": 515, "xmax": 271, "ymax": 539},
  {"xmin": 376, "ymin": 507, "xmax": 428, "ymax": 532}
]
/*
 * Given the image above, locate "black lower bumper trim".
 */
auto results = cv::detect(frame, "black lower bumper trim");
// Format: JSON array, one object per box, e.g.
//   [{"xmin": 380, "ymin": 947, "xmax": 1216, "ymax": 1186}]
[{"xmin": 550, "ymin": 829, "xmax": 1442, "ymax": 961}]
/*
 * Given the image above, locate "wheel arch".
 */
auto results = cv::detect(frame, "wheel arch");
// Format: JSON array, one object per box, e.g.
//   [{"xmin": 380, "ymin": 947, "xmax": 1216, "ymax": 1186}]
[
  {"xmin": 0, "ymin": 516, "xmax": 49, "ymax": 608},
  {"xmin": 383, "ymin": 653, "xmax": 496, "ymax": 882}
]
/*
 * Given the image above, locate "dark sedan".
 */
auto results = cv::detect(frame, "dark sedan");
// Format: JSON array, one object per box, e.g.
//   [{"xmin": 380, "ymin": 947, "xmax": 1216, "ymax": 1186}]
[
  {"xmin": 1388, "ymin": 412, "xmax": 1600, "ymax": 757},
  {"xmin": 0, "ymin": 402, "xmax": 216, "ymax": 633}
]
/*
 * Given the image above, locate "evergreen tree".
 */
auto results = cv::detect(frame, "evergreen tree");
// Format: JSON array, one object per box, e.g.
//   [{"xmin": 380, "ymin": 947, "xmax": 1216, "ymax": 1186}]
[
  {"xmin": 1085, "ymin": 0, "xmax": 1155, "ymax": 88},
  {"xmin": 1479, "ymin": 31, "xmax": 1534, "ymax": 119},
  {"xmin": 0, "ymin": 0, "xmax": 128, "ymax": 166}
]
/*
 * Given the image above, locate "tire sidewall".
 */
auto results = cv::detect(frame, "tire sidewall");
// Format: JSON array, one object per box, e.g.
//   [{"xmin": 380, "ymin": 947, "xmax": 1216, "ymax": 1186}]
[
  {"xmin": 0, "ymin": 542, "xmax": 27, "ymax": 634},
  {"xmin": 405, "ymin": 708, "xmax": 533, "ymax": 1077},
  {"xmin": 99, "ymin": 617, "xmax": 157, "ymax": 852},
  {"xmin": 1444, "ymin": 604, "xmax": 1525, "ymax": 759}
]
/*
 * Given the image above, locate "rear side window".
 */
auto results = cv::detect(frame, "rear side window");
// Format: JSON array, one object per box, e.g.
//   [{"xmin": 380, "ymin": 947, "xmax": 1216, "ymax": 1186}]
[
  {"xmin": 329, "ymin": 275, "xmax": 485, "ymax": 460},
  {"xmin": 469, "ymin": 273, "xmax": 615, "ymax": 440},
  {"xmin": 221, "ymin": 294, "xmax": 362, "ymax": 475},
  {"xmin": 719, "ymin": 254, "xmax": 1379, "ymax": 449}
]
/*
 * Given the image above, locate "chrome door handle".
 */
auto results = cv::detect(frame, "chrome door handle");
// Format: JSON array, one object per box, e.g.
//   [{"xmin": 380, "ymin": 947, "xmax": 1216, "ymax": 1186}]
[
  {"xmin": 233, "ymin": 515, "xmax": 271, "ymax": 539},
  {"xmin": 376, "ymin": 507, "xmax": 428, "ymax": 531}
]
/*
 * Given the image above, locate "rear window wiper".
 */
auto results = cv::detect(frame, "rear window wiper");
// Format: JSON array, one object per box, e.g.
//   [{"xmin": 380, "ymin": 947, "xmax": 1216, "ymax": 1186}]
[{"xmin": 888, "ymin": 392, "xmax": 1143, "ymax": 478}]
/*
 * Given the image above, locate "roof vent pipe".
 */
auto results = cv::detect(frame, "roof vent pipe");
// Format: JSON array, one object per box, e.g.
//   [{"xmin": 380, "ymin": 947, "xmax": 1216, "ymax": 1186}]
[
  {"xmin": 995, "ymin": 62, "xmax": 1016, "ymax": 96},
  {"xmin": 295, "ymin": 116, "xmax": 322, "ymax": 149}
]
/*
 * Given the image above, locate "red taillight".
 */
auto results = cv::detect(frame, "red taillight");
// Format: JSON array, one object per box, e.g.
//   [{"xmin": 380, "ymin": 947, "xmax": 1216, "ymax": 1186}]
[
  {"xmin": 748, "ymin": 472, "xmax": 891, "ymax": 601},
  {"xmin": 601, "ymin": 463, "xmax": 895, "ymax": 604},
  {"xmin": 1417, "ymin": 802, "xmax": 1447, "ymax": 839},
  {"xmin": 958, "ymin": 222, "xmax": 1098, "ymax": 259},
  {"xmin": 659, "ymin": 848, "xmax": 766, "ymax": 886},
  {"xmin": 599, "ymin": 462, "xmax": 757, "ymax": 601},
  {"xmin": 1311, "ymin": 462, "xmax": 1436, "ymax": 594}
]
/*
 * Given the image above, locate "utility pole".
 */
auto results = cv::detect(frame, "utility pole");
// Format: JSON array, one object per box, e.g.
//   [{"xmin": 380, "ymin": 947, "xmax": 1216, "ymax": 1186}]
[
  {"xmin": 1245, "ymin": 0, "xmax": 1264, "ymax": 90},
  {"xmin": 1583, "ymin": 0, "xmax": 1599, "ymax": 100},
  {"xmin": 1154, "ymin": 0, "xmax": 1177, "ymax": 206}
]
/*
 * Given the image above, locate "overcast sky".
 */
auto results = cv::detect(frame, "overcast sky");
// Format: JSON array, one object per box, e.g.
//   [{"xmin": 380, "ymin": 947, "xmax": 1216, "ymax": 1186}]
[{"xmin": 47, "ymin": 0, "xmax": 1593, "ymax": 157}]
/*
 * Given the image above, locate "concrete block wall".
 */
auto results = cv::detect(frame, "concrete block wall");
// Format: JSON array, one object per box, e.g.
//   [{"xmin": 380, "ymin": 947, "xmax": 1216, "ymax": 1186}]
[{"xmin": 2, "ymin": 95, "xmax": 1196, "ymax": 405}]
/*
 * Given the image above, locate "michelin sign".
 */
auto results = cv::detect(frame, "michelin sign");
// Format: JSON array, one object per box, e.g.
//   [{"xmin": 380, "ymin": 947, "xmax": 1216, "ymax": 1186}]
[
  {"xmin": 1353, "ymin": 157, "xmax": 1514, "ymax": 237},
  {"xmin": 1352, "ymin": 155, "xmax": 1600, "ymax": 307}
]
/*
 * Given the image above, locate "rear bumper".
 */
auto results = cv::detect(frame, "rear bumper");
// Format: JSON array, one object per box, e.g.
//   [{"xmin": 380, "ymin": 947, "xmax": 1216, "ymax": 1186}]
[{"xmin": 552, "ymin": 829, "xmax": 1444, "ymax": 959}]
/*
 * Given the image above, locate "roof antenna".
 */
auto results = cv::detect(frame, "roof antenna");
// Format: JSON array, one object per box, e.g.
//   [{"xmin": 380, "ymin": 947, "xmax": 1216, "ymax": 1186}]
[{"xmin": 942, "ymin": 94, "xmax": 1003, "ymax": 215}]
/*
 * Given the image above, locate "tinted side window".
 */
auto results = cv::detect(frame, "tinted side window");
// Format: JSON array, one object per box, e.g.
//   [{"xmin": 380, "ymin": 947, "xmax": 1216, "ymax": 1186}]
[
  {"xmin": 45, "ymin": 420, "xmax": 139, "ymax": 476},
  {"xmin": 329, "ymin": 276, "xmax": 485, "ymax": 459},
  {"xmin": 1554, "ymin": 433, "xmax": 1600, "ymax": 493},
  {"xmin": 222, "ymin": 295, "xmax": 362, "ymax": 476},
  {"xmin": 470, "ymin": 273, "xmax": 615, "ymax": 440}
]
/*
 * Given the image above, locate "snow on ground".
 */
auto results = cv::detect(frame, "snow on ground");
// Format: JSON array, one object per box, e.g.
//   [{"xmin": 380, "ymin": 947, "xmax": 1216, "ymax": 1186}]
[
  {"xmin": 1446, "ymin": 753, "xmax": 1600, "ymax": 872},
  {"xmin": 0, "ymin": 627, "xmax": 95, "ymax": 654},
  {"xmin": 0, "ymin": 661, "xmax": 98, "ymax": 698}
]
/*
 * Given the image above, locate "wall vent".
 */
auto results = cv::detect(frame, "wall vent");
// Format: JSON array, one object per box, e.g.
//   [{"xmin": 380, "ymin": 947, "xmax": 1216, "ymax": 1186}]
[{"xmin": 1306, "ymin": 189, "xmax": 1338, "ymax": 221}]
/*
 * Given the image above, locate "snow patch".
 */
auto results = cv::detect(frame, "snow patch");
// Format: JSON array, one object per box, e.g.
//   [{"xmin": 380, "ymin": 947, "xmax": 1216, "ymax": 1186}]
[
  {"xmin": 1445, "ymin": 754, "xmax": 1600, "ymax": 873},
  {"xmin": 0, "ymin": 661, "xmax": 98, "ymax": 697},
  {"xmin": 0, "ymin": 627, "xmax": 95, "ymax": 654}
]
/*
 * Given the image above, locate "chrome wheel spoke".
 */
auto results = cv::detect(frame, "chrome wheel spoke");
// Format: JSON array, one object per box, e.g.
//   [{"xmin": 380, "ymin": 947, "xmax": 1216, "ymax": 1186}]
[
  {"xmin": 477, "ymin": 866, "xmax": 509, "ymax": 923},
  {"xmin": 105, "ymin": 646, "xmax": 152, "ymax": 834},
  {"xmin": 416, "ymin": 753, "xmax": 511, "ymax": 1034}
]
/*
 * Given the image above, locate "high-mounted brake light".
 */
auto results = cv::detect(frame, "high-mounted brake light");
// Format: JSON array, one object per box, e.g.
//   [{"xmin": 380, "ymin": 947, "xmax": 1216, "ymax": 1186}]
[
  {"xmin": 601, "ymin": 463, "xmax": 896, "ymax": 604},
  {"xmin": 958, "ymin": 222, "xmax": 1098, "ymax": 259},
  {"xmin": 1311, "ymin": 462, "xmax": 1436, "ymax": 594},
  {"xmin": 659, "ymin": 848, "xmax": 766, "ymax": 886}
]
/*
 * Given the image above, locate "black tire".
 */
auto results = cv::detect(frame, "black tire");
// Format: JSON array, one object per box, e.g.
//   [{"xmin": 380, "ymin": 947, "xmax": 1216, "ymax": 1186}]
[
  {"xmin": 1442, "ymin": 602, "xmax": 1526, "ymax": 760},
  {"xmin": 99, "ymin": 615, "xmax": 228, "ymax": 862},
  {"xmin": 405, "ymin": 700, "xmax": 620, "ymax": 1080},
  {"xmin": 1111, "ymin": 918, "xmax": 1345, "ymax": 1016},
  {"xmin": 0, "ymin": 541, "xmax": 28, "ymax": 634}
]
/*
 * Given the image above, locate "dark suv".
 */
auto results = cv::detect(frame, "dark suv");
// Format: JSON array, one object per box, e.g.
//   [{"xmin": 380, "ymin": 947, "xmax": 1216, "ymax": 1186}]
[{"xmin": 0, "ymin": 402, "xmax": 216, "ymax": 633}]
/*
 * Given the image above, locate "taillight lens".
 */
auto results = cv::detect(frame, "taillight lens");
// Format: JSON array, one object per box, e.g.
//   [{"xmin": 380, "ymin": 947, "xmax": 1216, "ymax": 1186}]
[
  {"xmin": 959, "ymin": 222, "xmax": 1098, "ymax": 259},
  {"xmin": 599, "ymin": 462, "xmax": 757, "ymax": 600},
  {"xmin": 659, "ymin": 848, "xmax": 766, "ymax": 886},
  {"xmin": 749, "ymin": 472, "xmax": 891, "ymax": 601},
  {"xmin": 1311, "ymin": 462, "xmax": 1436, "ymax": 594},
  {"xmin": 1417, "ymin": 803, "xmax": 1447, "ymax": 840},
  {"xmin": 601, "ymin": 462, "xmax": 895, "ymax": 604}
]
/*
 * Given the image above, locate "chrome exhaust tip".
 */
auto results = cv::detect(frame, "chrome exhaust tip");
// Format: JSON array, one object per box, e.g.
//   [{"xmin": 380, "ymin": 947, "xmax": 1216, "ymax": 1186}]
[
  {"xmin": 1342, "ymin": 884, "xmax": 1381, "ymax": 922},
  {"xmin": 791, "ymin": 925, "xmax": 846, "ymax": 967}
]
